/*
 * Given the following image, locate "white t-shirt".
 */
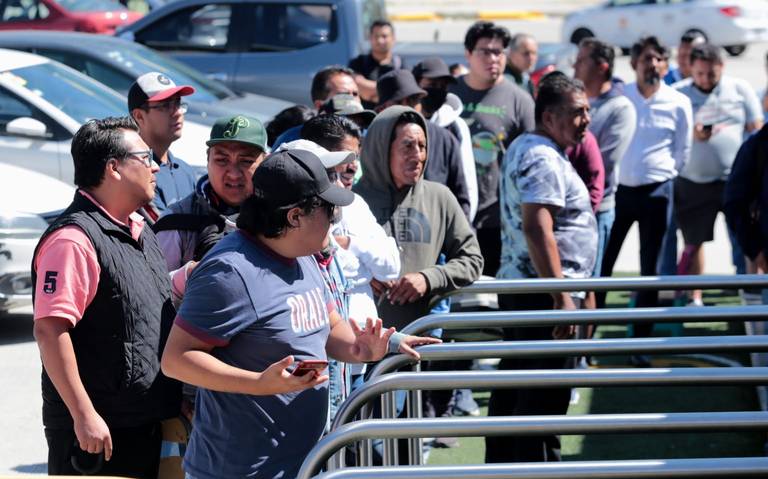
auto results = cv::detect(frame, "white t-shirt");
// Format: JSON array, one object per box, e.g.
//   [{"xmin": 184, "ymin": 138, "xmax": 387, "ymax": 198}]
[
  {"xmin": 674, "ymin": 76, "xmax": 763, "ymax": 183},
  {"xmin": 620, "ymin": 83, "xmax": 693, "ymax": 186}
]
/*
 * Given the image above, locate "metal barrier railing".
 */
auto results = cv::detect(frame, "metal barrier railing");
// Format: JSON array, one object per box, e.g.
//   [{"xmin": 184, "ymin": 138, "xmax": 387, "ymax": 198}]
[
  {"xmin": 400, "ymin": 304, "xmax": 768, "ymax": 337},
  {"xmin": 365, "ymin": 335, "xmax": 768, "ymax": 383},
  {"xmin": 311, "ymin": 457, "xmax": 768, "ymax": 479},
  {"xmin": 434, "ymin": 274, "xmax": 768, "ymax": 302},
  {"xmin": 298, "ymin": 413, "xmax": 768, "ymax": 479}
]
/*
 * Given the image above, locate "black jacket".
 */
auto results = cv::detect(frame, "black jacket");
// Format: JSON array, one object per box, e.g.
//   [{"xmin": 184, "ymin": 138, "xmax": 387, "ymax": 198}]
[{"xmin": 32, "ymin": 192, "xmax": 180, "ymax": 428}]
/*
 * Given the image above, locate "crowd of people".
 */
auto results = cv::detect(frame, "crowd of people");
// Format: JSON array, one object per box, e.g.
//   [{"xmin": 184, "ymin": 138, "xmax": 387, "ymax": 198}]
[{"xmin": 29, "ymin": 17, "xmax": 768, "ymax": 479}]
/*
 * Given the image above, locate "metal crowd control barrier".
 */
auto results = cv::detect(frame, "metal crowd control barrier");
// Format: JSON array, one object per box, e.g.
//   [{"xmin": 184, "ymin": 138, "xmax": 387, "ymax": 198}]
[
  {"xmin": 311, "ymin": 457, "xmax": 768, "ymax": 479},
  {"xmin": 347, "ymin": 305, "xmax": 768, "ymax": 467},
  {"xmin": 432, "ymin": 274, "xmax": 768, "ymax": 305},
  {"xmin": 400, "ymin": 305, "xmax": 768, "ymax": 337},
  {"xmin": 298, "ymin": 412, "xmax": 768, "ymax": 479}
]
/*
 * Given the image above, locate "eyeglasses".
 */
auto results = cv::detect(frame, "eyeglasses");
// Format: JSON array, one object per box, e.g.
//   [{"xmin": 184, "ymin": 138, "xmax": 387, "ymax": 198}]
[
  {"xmin": 145, "ymin": 99, "xmax": 188, "ymax": 114},
  {"xmin": 123, "ymin": 149, "xmax": 154, "ymax": 168},
  {"xmin": 473, "ymin": 47, "xmax": 506, "ymax": 58}
]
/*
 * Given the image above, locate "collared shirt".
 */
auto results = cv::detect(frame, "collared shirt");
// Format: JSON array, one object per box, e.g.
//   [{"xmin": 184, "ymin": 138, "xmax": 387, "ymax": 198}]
[
  {"xmin": 619, "ymin": 82, "xmax": 693, "ymax": 187},
  {"xmin": 152, "ymin": 150, "xmax": 198, "ymax": 215}
]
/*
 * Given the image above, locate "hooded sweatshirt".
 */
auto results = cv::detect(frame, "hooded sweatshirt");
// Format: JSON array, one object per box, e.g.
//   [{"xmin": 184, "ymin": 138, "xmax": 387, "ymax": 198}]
[
  {"xmin": 354, "ymin": 106, "xmax": 484, "ymax": 330},
  {"xmin": 431, "ymin": 93, "xmax": 479, "ymax": 222}
]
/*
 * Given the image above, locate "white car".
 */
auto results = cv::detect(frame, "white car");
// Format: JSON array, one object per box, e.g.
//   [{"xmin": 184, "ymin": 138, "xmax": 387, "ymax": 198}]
[
  {"xmin": 0, "ymin": 48, "xmax": 210, "ymax": 184},
  {"xmin": 562, "ymin": 0, "xmax": 768, "ymax": 56},
  {"xmin": 0, "ymin": 163, "xmax": 75, "ymax": 314}
]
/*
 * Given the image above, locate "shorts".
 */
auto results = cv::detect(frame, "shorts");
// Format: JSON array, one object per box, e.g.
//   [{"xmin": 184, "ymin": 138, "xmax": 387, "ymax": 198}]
[{"xmin": 674, "ymin": 177, "xmax": 725, "ymax": 246}]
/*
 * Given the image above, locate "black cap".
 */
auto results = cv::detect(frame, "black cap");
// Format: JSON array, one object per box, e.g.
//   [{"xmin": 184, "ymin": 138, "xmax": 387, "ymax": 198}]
[
  {"xmin": 252, "ymin": 149, "xmax": 354, "ymax": 208},
  {"xmin": 412, "ymin": 57, "xmax": 457, "ymax": 83},
  {"xmin": 376, "ymin": 69, "xmax": 427, "ymax": 106}
]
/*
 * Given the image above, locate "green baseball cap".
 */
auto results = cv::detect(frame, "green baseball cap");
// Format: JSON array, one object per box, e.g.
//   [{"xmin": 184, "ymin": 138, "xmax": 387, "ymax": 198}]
[{"xmin": 206, "ymin": 115, "xmax": 267, "ymax": 152}]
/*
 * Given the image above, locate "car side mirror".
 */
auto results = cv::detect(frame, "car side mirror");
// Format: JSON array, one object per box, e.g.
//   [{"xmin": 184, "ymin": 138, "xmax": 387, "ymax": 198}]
[{"xmin": 6, "ymin": 117, "xmax": 50, "ymax": 139}]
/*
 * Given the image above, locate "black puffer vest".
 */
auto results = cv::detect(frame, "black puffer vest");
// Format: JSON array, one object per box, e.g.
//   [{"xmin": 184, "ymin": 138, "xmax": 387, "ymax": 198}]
[{"xmin": 32, "ymin": 192, "xmax": 180, "ymax": 429}]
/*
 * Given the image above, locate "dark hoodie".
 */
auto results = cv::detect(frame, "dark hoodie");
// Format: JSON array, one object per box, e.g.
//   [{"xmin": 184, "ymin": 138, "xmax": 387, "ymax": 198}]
[{"xmin": 354, "ymin": 106, "xmax": 484, "ymax": 330}]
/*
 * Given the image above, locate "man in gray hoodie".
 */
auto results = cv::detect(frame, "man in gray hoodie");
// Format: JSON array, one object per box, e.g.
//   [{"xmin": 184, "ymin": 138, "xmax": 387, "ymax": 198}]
[{"xmin": 354, "ymin": 106, "xmax": 484, "ymax": 331}]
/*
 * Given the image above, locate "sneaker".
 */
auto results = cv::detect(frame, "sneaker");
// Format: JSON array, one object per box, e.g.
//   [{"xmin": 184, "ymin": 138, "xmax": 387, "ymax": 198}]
[
  {"xmin": 431, "ymin": 436, "xmax": 460, "ymax": 448},
  {"xmin": 687, "ymin": 298, "xmax": 704, "ymax": 307},
  {"xmin": 452, "ymin": 389, "xmax": 480, "ymax": 416},
  {"xmin": 569, "ymin": 389, "xmax": 580, "ymax": 405}
]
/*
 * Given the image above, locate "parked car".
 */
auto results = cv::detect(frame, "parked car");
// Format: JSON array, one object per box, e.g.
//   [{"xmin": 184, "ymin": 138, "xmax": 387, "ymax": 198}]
[
  {"xmin": 0, "ymin": 48, "xmax": 210, "ymax": 184},
  {"xmin": 0, "ymin": 163, "xmax": 75, "ymax": 314},
  {"xmin": 0, "ymin": 31, "xmax": 292, "ymax": 126},
  {"xmin": 562, "ymin": 0, "xmax": 768, "ymax": 56},
  {"xmin": 116, "ymin": 0, "xmax": 386, "ymax": 104},
  {"xmin": 0, "ymin": 0, "xmax": 142, "ymax": 34}
]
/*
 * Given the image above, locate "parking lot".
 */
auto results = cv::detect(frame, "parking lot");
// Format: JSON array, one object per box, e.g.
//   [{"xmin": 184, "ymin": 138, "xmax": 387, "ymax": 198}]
[{"xmin": 2, "ymin": 1, "xmax": 768, "ymax": 474}]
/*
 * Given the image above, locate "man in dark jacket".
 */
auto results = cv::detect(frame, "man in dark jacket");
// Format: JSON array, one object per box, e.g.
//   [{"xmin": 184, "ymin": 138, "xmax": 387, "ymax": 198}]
[
  {"xmin": 32, "ymin": 117, "xmax": 180, "ymax": 478},
  {"xmin": 376, "ymin": 69, "xmax": 472, "ymax": 219}
]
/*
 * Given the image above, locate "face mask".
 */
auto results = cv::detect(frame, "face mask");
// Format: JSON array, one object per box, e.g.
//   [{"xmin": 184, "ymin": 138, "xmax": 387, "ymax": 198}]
[{"xmin": 421, "ymin": 87, "xmax": 448, "ymax": 114}]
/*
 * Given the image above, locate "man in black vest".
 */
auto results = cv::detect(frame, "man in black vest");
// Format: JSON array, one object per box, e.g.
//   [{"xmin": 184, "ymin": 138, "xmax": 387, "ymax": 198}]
[{"xmin": 32, "ymin": 117, "xmax": 181, "ymax": 478}]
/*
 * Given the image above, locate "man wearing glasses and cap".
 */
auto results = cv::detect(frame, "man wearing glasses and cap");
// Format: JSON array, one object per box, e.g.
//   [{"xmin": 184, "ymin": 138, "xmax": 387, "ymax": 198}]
[
  {"xmin": 129, "ymin": 71, "xmax": 198, "ymax": 219},
  {"xmin": 32, "ymin": 117, "xmax": 181, "ymax": 478}
]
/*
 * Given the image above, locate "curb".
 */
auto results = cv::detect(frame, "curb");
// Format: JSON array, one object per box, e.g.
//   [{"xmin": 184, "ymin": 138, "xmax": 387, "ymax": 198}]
[{"xmin": 390, "ymin": 10, "xmax": 548, "ymax": 22}]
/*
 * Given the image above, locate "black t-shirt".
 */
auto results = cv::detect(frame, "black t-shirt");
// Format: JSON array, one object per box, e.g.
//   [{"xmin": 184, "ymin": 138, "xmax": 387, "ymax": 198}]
[
  {"xmin": 348, "ymin": 53, "xmax": 405, "ymax": 109},
  {"xmin": 449, "ymin": 77, "xmax": 535, "ymax": 229}
]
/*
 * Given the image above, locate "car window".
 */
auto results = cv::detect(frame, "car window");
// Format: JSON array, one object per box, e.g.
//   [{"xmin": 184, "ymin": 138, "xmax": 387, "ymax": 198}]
[
  {"xmin": 135, "ymin": 4, "xmax": 231, "ymax": 52},
  {"xmin": 0, "ymin": 85, "xmax": 67, "ymax": 139},
  {"xmin": 1, "ymin": 0, "xmax": 49, "ymax": 21},
  {"xmin": 361, "ymin": 0, "xmax": 386, "ymax": 35},
  {"xmin": 2, "ymin": 62, "xmax": 125, "ymax": 124},
  {"xmin": 30, "ymin": 48, "xmax": 136, "ymax": 94},
  {"xmin": 52, "ymin": 0, "xmax": 128, "ymax": 12},
  {"xmin": 246, "ymin": 3, "xmax": 335, "ymax": 52}
]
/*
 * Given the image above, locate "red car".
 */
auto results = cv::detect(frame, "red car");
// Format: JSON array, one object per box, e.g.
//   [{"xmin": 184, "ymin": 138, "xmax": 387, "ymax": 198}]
[{"xmin": 0, "ymin": 0, "xmax": 142, "ymax": 34}]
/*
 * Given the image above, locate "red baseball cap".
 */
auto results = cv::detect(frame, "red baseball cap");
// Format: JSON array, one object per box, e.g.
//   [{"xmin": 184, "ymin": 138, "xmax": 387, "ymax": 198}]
[{"xmin": 128, "ymin": 72, "xmax": 195, "ymax": 111}]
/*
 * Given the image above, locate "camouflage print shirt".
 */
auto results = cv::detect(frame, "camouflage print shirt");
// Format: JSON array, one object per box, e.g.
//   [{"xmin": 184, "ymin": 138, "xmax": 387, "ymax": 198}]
[{"xmin": 498, "ymin": 133, "xmax": 597, "ymax": 280}]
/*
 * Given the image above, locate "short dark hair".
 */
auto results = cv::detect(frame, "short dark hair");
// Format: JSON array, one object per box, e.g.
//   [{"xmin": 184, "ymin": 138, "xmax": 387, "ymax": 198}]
[
  {"xmin": 579, "ymin": 37, "xmax": 615, "ymax": 80},
  {"xmin": 689, "ymin": 43, "xmax": 723, "ymax": 65},
  {"xmin": 681, "ymin": 31, "xmax": 706, "ymax": 45},
  {"xmin": 71, "ymin": 116, "xmax": 137, "ymax": 189},
  {"xmin": 370, "ymin": 20, "xmax": 393, "ymax": 35},
  {"xmin": 389, "ymin": 111, "xmax": 426, "ymax": 146},
  {"xmin": 534, "ymin": 71, "xmax": 585, "ymax": 124},
  {"xmin": 300, "ymin": 114, "xmax": 361, "ymax": 151},
  {"xmin": 463, "ymin": 21, "xmax": 511, "ymax": 52},
  {"xmin": 631, "ymin": 36, "xmax": 668, "ymax": 63},
  {"xmin": 266, "ymin": 104, "xmax": 314, "ymax": 146},
  {"xmin": 311, "ymin": 65, "xmax": 356, "ymax": 102},
  {"xmin": 237, "ymin": 194, "xmax": 320, "ymax": 238}
]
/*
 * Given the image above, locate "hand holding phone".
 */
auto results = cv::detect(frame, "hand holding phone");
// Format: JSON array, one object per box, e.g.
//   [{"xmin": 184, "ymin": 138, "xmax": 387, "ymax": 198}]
[{"xmin": 291, "ymin": 359, "xmax": 328, "ymax": 377}]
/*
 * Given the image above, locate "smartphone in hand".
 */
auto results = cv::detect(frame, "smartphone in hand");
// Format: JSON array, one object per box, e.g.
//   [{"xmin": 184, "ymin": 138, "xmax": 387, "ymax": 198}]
[{"xmin": 291, "ymin": 359, "xmax": 329, "ymax": 377}]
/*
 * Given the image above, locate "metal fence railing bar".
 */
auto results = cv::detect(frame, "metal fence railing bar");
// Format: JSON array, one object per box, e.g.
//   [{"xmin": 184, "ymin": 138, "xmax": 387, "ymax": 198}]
[
  {"xmin": 310, "ymin": 457, "xmax": 768, "ymax": 479},
  {"xmin": 331, "ymin": 368, "xmax": 768, "ymax": 433},
  {"xmin": 299, "ymin": 413, "xmax": 768, "ymax": 479},
  {"xmin": 401, "ymin": 305, "xmax": 768, "ymax": 336},
  {"xmin": 365, "ymin": 335, "xmax": 768, "ymax": 382}
]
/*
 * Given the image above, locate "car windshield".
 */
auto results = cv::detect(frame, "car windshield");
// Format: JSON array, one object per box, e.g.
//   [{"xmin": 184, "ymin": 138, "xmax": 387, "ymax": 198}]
[
  {"xmin": 104, "ymin": 44, "xmax": 232, "ymax": 102},
  {"xmin": 52, "ymin": 0, "xmax": 128, "ymax": 12},
  {"xmin": 4, "ymin": 61, "xmax": 125, "ymax": 124}
]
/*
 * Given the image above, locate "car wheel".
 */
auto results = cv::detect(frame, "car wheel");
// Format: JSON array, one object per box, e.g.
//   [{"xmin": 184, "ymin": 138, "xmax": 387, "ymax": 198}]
[
  {"xmin": 724, "ymin": 45, "xmax": 747, "ymax": 56},
  {"xmin": 569, "ymin": 28, "xmax": 594, "ymax": 45}
]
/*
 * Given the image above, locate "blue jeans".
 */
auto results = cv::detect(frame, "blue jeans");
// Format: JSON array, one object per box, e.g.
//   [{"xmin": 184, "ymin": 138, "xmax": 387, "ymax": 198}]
[{"xmin": 593, "ymin": 208, "xmax": 615, "ymax": 277}]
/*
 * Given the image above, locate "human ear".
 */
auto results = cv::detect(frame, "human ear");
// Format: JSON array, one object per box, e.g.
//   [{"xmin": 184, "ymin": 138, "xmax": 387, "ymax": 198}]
[{"xmin": 287, "ymin": 207, "xmax": 302, "ymax": 228}]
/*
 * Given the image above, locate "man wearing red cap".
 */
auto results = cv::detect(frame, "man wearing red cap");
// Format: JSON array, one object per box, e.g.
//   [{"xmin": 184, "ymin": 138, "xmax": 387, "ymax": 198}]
[{"xmin": 128, "ymin": 71, "xmax": 199, "ymax": 219}]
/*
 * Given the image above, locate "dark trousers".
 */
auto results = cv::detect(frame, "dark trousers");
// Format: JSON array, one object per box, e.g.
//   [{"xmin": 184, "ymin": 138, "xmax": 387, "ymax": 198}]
[
  {"xmin": 45, "ymin": 422, "xmax": 161, "ymax": 478},
  {"xmin": 597, "ymin": 181, "xmax": 673, "ymax": 336},
  {"xmin": 476, "ymin": 227, "xmax": 501, "ymax": 277},
  {"xmin": 485, "ymin": 293, "xmax": 573, "ymax": 463}
]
